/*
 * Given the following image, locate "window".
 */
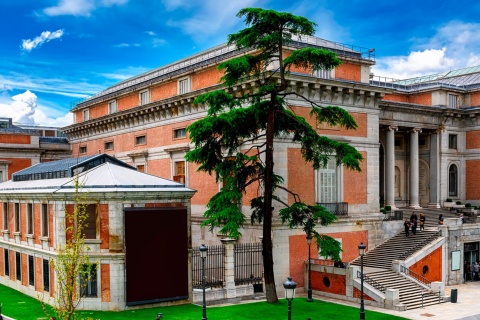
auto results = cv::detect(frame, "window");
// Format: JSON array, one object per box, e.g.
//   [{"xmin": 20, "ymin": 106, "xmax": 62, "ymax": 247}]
[
  {"xmin": 449, "ymin": 164, "xmax": 458, "ymax": 197},
  {"xmin": 43, "ymin": 259, "xmax": 50, "ymax": 292},
  {"xmin": 2, "ymin": 203, "xmax": 8, "ymax": 231},
  {"xmin": 173, "ymin": 128, "xmax": 187, "ymax": 139},
  {"xmin": 315, "ymin": 68, "xmax": 331, "ymax": 79},
  {"xmin": 16, "ymin": 252, "xmax": 21, "ymax": 281},
  {"xmin": 83, "ymin": 109, "xmax": 90, "ymax": 121},
  {"xmin": 27, "ymin": 203, "xmax": 33, "ymax": 234},
  {"xmin": 178, "ymin": 78, "xmax": 190, "ymax": 95},
  {"xmin": 28, "ymin": 255, "xmax": 34, "ymax": 286},
  {"xmin": 135, "ymin": 135, "xmax": 146, "ymax": 145},
  {"xmin": 136, "ymin": 165, "xmax": 145, "ymax": 173},
  {"xmin": 448, "ymin": 94, "xmax": 457, "ymax": 109},
  {"xmin": 108, "ymin": 100, "xmax": 117, "ymax": 114},
  {"xmin": 104, "ymin": 141, "xmax": 114, "ymax": 150},
  {"xmin": 79, "ymin": 146, "xmax": 87, "ymax": 154},
  {"xmin": 174, "ymin": 161, "xmax": 186, "ymax": 183},
  {"xmin": 0, "ymin": 171, "xmax": 2, "ymax": 183},
  {"xmin": 140, "ymin": 90, "xmax": 150, "ymax": 105},
  {"xmin": 80, "ymin": 264, "xmax": 98, "ymax": 298},
  {"xmin": 449, "ymin": 134, "xmax": 457, "ymax": 149},
  {"xmin": 316, "ymin": 156, "xmax": 342, "ymax": 203},
  {"xmin": 84, "ymin": 204, "xmax": 97, "ymax": 240},
  {"xmin": 4, "ymin": 249, "xmax": 9, "ymax": 277},
  {"xmin": 41, "ymin": 204, "xmax": 49, "ymax": 237},
  {"xmin": 14, "ymin": 203, "xmax": 20, "ymax": 233}
]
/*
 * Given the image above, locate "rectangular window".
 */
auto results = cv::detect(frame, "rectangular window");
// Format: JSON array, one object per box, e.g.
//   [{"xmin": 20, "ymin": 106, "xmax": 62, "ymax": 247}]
[
  {"xmin": 140, "ymin": 90, "xmax": 150, "ymax": 105},
  {"xmin": 79, "ymin": 146, "xmax": 87, "ymax": 154},
  {"xmin": 316, "ymin": 156, "xmax": 341, "ymax": 203},
  {"xmin": 27, "ymin": 203, "xmax": 33, "ymax": 234},
  {"xmin": 173, "ymin": 128, "xmax": 186, "ymax": 139},
  {"xmin": 449, "ymin": 134, "xmax": 457, "ymax": 149},
  {"xmin": 135, "ymin": 135, "xmax": 146, "ymax": 145},
  {"xmin": 315, "ymin": 68, "xmax": 331, "ymax": 79},
  {"xmin": 448, "ymin": 94, "xmax": 457, "ymax": 109},
  {"xmin": 178, "ymin": 78, "xmax": 190, "ymax": 95},
  {"xmin": 0, "ymin": 171, "xmax": 3, "ymax": 183},
  {"xmin": 43, "ymin": 259, "xmax": 50, "ymax": 292},
  {"xmin": 104, "ymin": 141, "xmax": 114, "ymax": 150},
  {"xmin": 173, "ymin": 161, "xmax": 186, "ymax": 183},
  {"xmin": 108, "ymin": 100, "xmax": 117, "ymax": 114},
  {"xmin": 28, "ymin": 255, "xmax": 34, "ymax": 286},
  {"xmin": 15, "ymin": 252, "xmax": 21, "ymax": 281},
  {"xmin": 80, "ymin": 264, "xmax": 98, "ymax": 298},
  {"xmin": 83, "ymin": 109, "xmax": 90, "ymax": 121},
  {"xmin": 14, "ymin": 203, "xmax": 20, "ymax": 233},
  {"xmin": 4, "ymin": 249, "xmax": 9, "ymax": 277},
  {"xmin": 41, "ymin": 203, "xmax": 49, "ymax": 237},
  {"xmin": 84, "ymin": 204, "xmax": 97, "ymax": 240},
  {"xmin": 2, "ymin": 203, "xmax": 8, "ymax": 231}
]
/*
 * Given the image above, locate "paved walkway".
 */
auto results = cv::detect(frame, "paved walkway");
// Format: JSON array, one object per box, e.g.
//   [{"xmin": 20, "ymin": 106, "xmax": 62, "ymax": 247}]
[{"xmin": 312, "ymin": 281, "xmax": 480, "ymax": 320}]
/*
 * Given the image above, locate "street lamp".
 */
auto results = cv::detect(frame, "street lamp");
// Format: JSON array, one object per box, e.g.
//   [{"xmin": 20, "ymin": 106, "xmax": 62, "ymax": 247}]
[
  {"xmin": 306, "ymin": 233, "xmax": 313, "ymax": 302},
  {"xmin": 358, "ymin": 242, "xmax": 366, "ymax": 320},
  {"xmin": 199, "ymin": 244, "xmax": 208, "ymax": 320},
  {"xmin": 283, "ymin": 277, "xmax": 297, "ymax": 320}
]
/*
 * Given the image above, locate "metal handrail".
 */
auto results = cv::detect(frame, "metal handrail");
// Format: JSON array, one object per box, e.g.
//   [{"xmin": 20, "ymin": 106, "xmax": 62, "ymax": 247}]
[
  {"xmin": 400, "ymin": 265, "xmax": 431, "ymax": 288},
  {"xmin": 398, "ymin": 232, "xmax": 439, "ymax": 260},
  {"xmin": 316, "ymin": 202, "xmax": 348, "ymax": 216},
  {"xmin": 357, "ymin": 271, "xmax": 386, "ymax": 293}
]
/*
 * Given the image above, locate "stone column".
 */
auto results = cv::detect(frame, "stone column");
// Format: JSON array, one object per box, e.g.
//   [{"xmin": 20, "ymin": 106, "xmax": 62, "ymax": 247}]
[
  {"xmin": 221, "ymin": 238, "xmax": 237, "ymax": 299},
  {"xmin": 429, "ymin": 131, "xmax": 441, "ymax": 208},
  {"xmin": 385, "ymin": 126, "xmax": 397, "ymax": 208},
  {"xmin": 409, "ymin": 128, "xmax": 422, "ymax": 208}
]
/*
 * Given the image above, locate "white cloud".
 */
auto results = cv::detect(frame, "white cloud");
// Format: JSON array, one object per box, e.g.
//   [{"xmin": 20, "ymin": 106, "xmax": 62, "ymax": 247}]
[
  {"xmin": 373, "ymin": 21, "xmax": 480, "ymax": 80},
  {"xmin": 152, "ymin": 38, "xmax": 166, "ymax": 47},
  {"xmin": 145, "ymin": 31, "xmax": 156, "ymax": 36},
  {"xmin": 43, "ymin": 0, "xmax": 128, "ymax": 17},
  {"xmin": 21, "ymin": 29, "xmax": 64, "ymax": 52},
  {"xmin": 0, "ymin": 91, "xmax": 72, "ymax": 126},
  {"xmin": 113, "ymin": 43, "xmax": 140, "ymax": 48}
]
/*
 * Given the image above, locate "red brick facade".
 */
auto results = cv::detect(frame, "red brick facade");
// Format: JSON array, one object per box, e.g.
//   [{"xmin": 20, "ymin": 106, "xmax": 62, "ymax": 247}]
[{"xmin": 409, "ymin": 246, "xmax": 443, "ymax": 282}]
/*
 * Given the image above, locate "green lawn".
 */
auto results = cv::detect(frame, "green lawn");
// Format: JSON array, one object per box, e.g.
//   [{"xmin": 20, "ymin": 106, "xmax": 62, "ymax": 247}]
[{"xmin": 0, "ymin": 284, "xmax": 408, "ymax": 320}]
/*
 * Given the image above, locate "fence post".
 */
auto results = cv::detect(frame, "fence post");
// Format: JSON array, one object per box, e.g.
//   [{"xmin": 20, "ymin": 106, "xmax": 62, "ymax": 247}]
[{"xmin": 221, "ymin": 238, "xmax": 237, "ymax": 300}]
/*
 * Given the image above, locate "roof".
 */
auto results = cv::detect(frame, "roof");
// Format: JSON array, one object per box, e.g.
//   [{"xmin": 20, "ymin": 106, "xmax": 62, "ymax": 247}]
[
  {"xmin": 0, "ymin": 162, "xmax": 195, "ymax": 195},
  {"xmin": 12, "ymin": 154, "xmax": 134, "ymax": 182}
]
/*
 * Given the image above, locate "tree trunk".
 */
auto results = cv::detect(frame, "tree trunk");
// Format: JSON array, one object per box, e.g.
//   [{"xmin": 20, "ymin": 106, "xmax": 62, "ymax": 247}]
[{"xmin": 263, "ymin": 93, "xmax": 278, "ymax": 303}]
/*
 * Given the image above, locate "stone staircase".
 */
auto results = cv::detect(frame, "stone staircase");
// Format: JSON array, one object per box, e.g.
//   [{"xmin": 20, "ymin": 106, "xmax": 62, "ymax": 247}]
[{"xmin": 364, "ymin": 270, "xmax": 441, "ymax": 309}]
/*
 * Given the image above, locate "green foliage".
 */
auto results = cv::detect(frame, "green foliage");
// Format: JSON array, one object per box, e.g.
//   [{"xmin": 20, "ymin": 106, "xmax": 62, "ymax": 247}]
[
  {"xmin": 456, "ymin": 201, "xmax": 463, "ymax": 205},
  {"xmin": 446, "ymin": 198, "xmax": 453, "ymax": 202},
  {"xmin": 385, "ymin": 205, "xmax": 392, "ymax": 211},
  {"xmin": 466, "ymin": 203, "xmax": 472, "ymax": 208},
  {"xmin": 380, "ymin": 208, "xmax": 386, "ymax": 214},
  {"xmin": 41, "ymin": 179, "xmax": 94, "ymax": 320},
  {"xmin": 284, "ymin": 47, "xmax": 341, "ymax": 72}
]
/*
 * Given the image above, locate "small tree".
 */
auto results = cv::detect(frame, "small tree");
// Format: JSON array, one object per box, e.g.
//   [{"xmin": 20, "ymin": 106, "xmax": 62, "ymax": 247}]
[
  {"xmin": 41, "ymin": 179, "xmax": 94, "ymax": 320},
  {"xmin": 186, "ymin": 8, "xmax": 362, "ymax": 302}
]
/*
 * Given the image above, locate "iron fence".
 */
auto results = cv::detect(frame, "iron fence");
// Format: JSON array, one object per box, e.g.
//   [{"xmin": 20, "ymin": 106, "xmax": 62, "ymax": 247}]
[
  {"xmin": 317, "ymin": 202, "xmax": 348, "ymax": 216},
  {"xmin": 357, "ymin": 271, "xmax": 386, "ymax": 293},
  {"xmin": 400, "ymin": 265, "xmax": 431, "ymax": 288},
  {"xmin": 192, "ymin": 245, "xmax": 225, "ymax": 289},
  {"xmin": 234, "ymin": 242, "xmax": 263, "ymax": 285}
]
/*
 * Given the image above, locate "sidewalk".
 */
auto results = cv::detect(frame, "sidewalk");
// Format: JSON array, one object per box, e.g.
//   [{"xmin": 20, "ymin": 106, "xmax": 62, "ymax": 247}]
[{"xmin": 313, "ymin": 281, "xmax": 480, "ymax": 320}]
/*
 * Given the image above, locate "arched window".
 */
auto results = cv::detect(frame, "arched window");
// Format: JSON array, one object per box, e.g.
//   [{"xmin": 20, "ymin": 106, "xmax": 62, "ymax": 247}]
[{"xmin": 449, "ymin": 164, "xmax": 458, "ymax": 197}]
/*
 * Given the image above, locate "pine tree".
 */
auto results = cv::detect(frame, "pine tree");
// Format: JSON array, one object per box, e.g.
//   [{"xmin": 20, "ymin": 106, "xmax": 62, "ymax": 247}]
[{"xmin": 186, "ymin": 8, "xmax": 362, "ymax": 303}]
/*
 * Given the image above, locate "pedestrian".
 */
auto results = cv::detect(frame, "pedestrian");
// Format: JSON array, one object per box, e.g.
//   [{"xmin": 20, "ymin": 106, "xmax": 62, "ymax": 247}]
[
  {"xmin": 419, "ymin": 213, "xmax": 426, "ymax": 231},
  {"xmin": 460, "ymin": 214, "xmax": 465, "ymax": 224},
  {"xmin": 466, "ymin": 262, "xmax": 472, "ymax": 281},
  {"xmin": 410, "ymin": 212, "xmax": 418, "ymax": 223},
  {"xmin": 411, "ymin": 217, "xmax": 417, "ymax": 236},
  {"xmin": 438, "ymin": 214, "xmax": 444, "ymax": 226},
  {"xmin": 474, "ymin": 261, "xmax": 479, "ymax": 281},
  {"xmin": 404, "ymin": 218, "xmax": 411, "ymax": 237}
]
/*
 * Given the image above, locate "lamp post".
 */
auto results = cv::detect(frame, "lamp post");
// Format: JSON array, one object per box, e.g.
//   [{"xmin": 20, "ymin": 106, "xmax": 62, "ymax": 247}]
[
  {"xmin": 199, "ymin": 244, "xmax": 208, "ymax": 320},
  {"xmin": 283, "ymin": 277, "xmax": 297, "ymax": 320},
  {"xmin": 306, "ymin": 233, "xmax": 313, "ymax": 302},
  {"xmin": 358, "ymin": 242, "xmax": 366, "ymax": 320}
]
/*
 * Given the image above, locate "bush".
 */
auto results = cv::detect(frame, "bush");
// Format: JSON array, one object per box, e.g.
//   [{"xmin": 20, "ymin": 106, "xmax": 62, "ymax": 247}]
[
  {"xmin": 385, "ymin": 205, "xmax": 392, "ymax": 211},
  {"xmin": 380, "ymin": 208, "xmax": 386, "ymax": 214},
  {"xmin": 446, "ymin": 198, "xmax": 453, "ymax": 202},
  {"xmin": 456, "ymin": 201, "xmax": 463, "ymax": 205},
  {"xmin": 466, "ymin": 203, "xmax": 472, "ymax": 208}
]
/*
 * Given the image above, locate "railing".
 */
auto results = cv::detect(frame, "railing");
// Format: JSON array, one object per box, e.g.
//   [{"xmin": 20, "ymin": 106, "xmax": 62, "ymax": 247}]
[
  {"xmin": 400, "ymin": 265, "xmax": 431, "ymax": 288},
  {"xmin": 39, "ymin": 137, "xmax": 69, "ymax": 144},
  {"xmin": 357, "ymin": 271, "xmax": 386, "ymax": 293},
  {"xmin": 384, "ymin": 210, "xmax": 404, "ymax": 221},
  {"xmin": 234, "ymin": 242, "xmax": 263, "ymax": 285},
  {"xmin": 398, "ymin": 232, "xmax": 439, "ymax": 260},
  {"xmin": 192, "ymin": 245, "xmax": 225, "ymax": 289},
  {"xmin": 316, "ymin": 202, "xmax": 348, "ymax": 216},
  {"xmin": 369, "ymin": 75, "xmax": 465, "ymax": 92}
]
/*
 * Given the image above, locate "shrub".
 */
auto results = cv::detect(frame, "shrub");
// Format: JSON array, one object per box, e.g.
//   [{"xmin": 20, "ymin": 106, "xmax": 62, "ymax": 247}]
[
  {"xmin": 446, "ymin": 198, "xmax": 453, "ymax": 202},
  {"xmin": 385, "ymin": 205, "xmax": 392, "ymax": 211},
  {"xmin": 466, "ymin": 203, "xmax": 472, "ymax": 208},
  {"xmin": 456, "ymin": 201, "xmax": 462, "ymax": 205},
  {"xmin": 380, "ymin": 208, "xmax": 386, "ymax": 214}
]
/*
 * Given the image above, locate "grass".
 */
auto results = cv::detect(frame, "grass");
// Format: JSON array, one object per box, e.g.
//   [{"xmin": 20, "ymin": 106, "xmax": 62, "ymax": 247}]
[{"xmin": 0, "ymin": 284, "xmax": 408, "ymax": 320}]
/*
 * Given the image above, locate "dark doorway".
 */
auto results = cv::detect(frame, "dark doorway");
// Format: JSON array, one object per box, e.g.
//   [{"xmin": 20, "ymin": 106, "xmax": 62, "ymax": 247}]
[{"xmin": 125, "ymin": 207, "xmax": 188, "ymax": 306}]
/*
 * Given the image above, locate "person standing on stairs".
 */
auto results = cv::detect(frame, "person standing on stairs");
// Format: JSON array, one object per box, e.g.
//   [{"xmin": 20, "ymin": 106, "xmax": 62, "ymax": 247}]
[
  {"xmin": 438, "ymin": 214, "xmax": 444, "ymax": 226},
  {"xmin": 404, "ymin": 218, "xmax": 411, "ymax": 237},
  {"xmin": 419, "ymin": 213, "xmax": 426, "ymax": 231},
  {"xmin": 411, "ymin": 213, "xmax": 418, "ymax": 236}
]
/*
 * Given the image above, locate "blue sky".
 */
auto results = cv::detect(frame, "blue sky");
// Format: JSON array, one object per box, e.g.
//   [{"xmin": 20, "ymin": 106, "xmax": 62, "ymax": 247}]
[{"xmin": 1, "ymin": 0, "xmax": 480, "ymax": 126}]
